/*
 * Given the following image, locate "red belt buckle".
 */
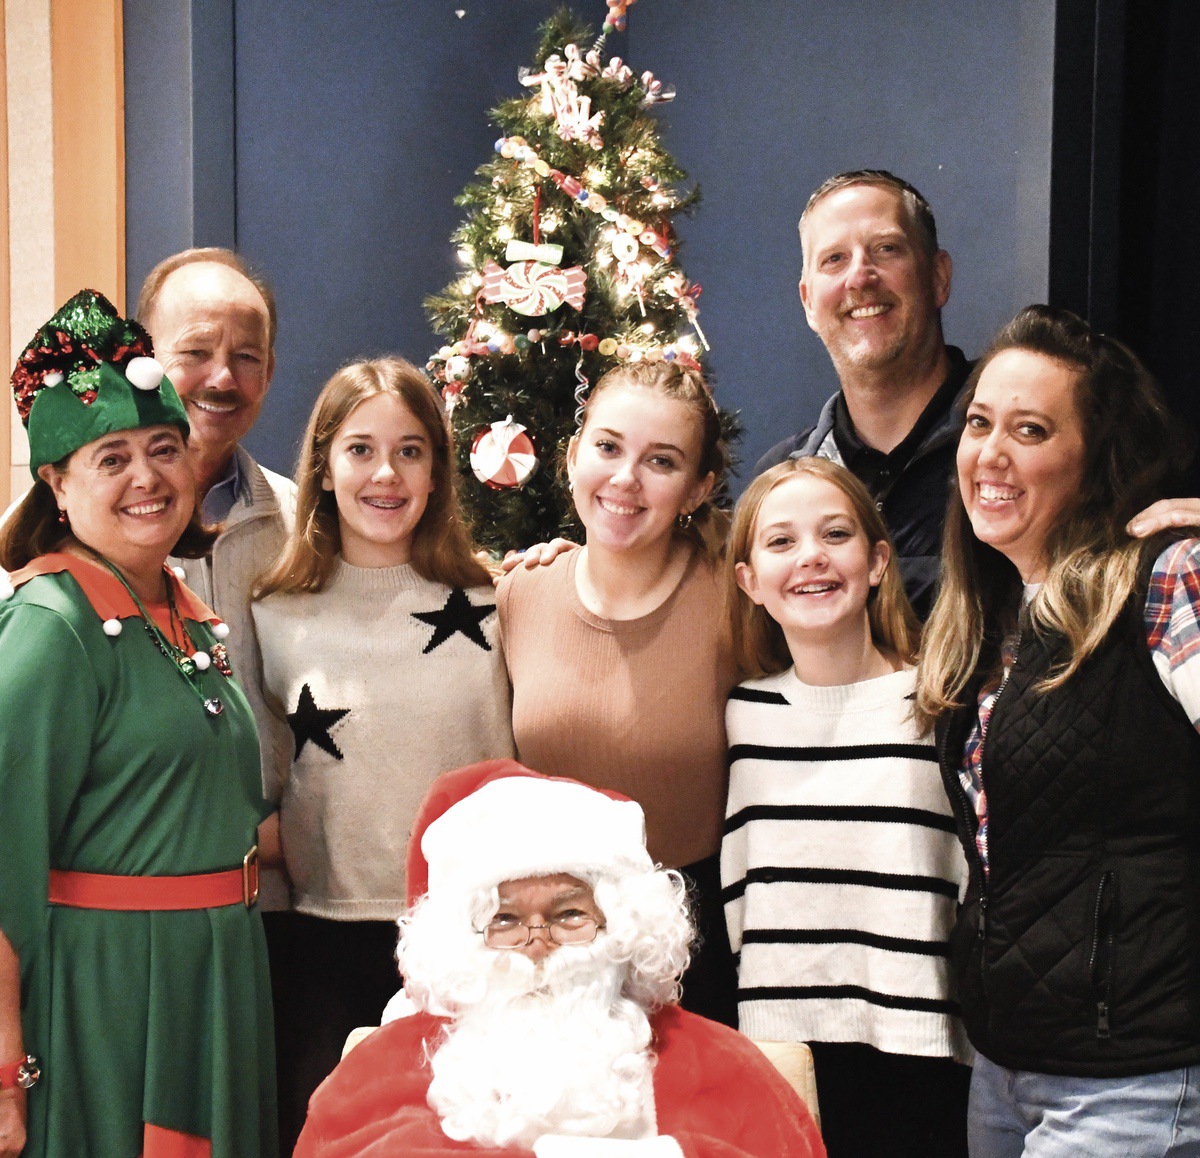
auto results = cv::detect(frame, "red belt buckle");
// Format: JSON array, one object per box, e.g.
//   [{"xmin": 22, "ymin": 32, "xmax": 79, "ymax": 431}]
[{"xmin": 242, "ymin": 846, "xmax": 259, "ymax": 908}]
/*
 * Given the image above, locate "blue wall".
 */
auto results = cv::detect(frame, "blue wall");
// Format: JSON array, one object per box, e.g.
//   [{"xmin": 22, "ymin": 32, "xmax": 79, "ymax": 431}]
[{"xmin": 126, "ymin": 0, "xmax": 1054, "ymax": 483}]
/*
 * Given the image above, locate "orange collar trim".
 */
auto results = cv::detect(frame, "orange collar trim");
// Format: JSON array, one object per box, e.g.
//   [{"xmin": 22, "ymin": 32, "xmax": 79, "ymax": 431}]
[{"xmin": 9, "ymin": 553, "xmax": 220, "ymax": 627}]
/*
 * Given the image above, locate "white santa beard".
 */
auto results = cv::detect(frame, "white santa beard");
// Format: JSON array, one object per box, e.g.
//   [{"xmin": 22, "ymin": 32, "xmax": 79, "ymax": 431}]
[{"xmin": 426, "ymin": 939, "xmax": 656, "ymax": 1149}]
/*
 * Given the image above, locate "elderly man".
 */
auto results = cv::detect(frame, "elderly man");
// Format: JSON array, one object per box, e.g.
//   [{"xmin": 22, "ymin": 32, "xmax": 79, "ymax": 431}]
[
  {"xmin": 295, "ymin": 761, "xmax": 824, "ymax": 1157},
  {"xmin": 135, "ymin": 249, "xmax": 295, "ymax": 835},
  {"xmin": 757, "ymin": 171, "xmax": 969, "ymax": 617}
]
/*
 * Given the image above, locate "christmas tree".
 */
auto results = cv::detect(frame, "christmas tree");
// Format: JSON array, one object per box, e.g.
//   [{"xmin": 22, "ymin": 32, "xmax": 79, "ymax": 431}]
[{"xmin": 426, "ymin": 4, "xmax": 733, "ymax": 553}]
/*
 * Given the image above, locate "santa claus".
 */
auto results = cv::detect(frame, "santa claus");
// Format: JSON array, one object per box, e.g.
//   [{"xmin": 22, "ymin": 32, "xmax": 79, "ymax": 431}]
[{"xmin": 294, "ymin": 760, "xmax": 824, "ymax": 1157}]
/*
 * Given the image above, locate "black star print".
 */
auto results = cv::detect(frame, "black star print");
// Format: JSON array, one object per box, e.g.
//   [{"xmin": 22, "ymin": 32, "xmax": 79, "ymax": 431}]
[
  {"xmin": 412, "ymin": 588, "xmax": 494, "ymax": 654},
  {"xmin": 288, "ymin": 683, "xmax": 350, "ymax": 760}
]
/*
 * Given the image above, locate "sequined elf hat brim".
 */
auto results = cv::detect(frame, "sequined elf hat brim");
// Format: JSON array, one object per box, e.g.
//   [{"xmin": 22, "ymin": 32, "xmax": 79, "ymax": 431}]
[{"xmin": 11, "ymin": 289, "xmax": 190, "ymax": 476}]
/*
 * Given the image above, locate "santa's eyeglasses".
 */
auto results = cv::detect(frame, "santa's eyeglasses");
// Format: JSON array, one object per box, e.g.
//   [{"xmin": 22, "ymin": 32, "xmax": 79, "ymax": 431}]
[{"xmin": 478, "ymin": 912, "xmax": 605, "ymax": 949}]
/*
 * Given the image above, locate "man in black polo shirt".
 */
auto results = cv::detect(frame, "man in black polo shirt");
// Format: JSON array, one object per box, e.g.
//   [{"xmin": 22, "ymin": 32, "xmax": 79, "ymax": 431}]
[{"xmin": 757, "ymin": 170, "xmax": 969, "ymax": 618}]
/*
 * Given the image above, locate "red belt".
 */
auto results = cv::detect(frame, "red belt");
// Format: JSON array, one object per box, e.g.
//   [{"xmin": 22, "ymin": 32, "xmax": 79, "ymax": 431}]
[{"xmin": 48, "ymin": 847, "xmax": 259, "ymax": 910}]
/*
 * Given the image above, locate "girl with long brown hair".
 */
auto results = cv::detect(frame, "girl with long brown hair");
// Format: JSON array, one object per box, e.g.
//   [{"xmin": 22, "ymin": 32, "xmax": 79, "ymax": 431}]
[
  {"xmin": 496, "ymin": 359, "xmax": 741, "ymax": 1026},
  {"xmin": 251, "ymin": 356, "xmax": 514, "ymax": 1150}
]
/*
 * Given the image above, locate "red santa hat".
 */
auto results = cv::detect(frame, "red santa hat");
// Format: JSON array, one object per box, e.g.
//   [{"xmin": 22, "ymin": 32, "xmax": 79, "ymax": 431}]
[{"xmin": 406, "ymin": 759, "xmax": 653, "ymax": 908}]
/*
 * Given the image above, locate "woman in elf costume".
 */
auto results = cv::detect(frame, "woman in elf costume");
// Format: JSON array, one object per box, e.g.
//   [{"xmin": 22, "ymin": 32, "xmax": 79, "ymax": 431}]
[{"xmin": 0, "ymin": 291, "xmax": 276, "ymax": 1158}]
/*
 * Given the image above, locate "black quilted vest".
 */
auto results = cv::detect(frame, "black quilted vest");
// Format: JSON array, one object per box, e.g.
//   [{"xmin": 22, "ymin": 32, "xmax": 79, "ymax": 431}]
[{"xmin": 937, "ymin": 592, "xmax": 1200, "ymax": 1076}]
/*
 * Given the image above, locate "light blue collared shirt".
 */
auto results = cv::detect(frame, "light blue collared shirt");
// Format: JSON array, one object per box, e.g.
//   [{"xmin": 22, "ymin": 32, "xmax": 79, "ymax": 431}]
[{"xmin": 200, "ymin": 452, "xmax": 244, "ymax": 524}]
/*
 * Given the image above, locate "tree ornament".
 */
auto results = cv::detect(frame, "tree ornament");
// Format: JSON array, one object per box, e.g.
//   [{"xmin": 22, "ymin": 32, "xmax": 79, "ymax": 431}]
[
  {"xmin": 611, "ymin": 233, "xmax": 639, "ymax": 263},
  {"xmin": 481, "ymin": 260, "xmax": 586, "ymax": 316},
  {"xmin": 445, "ymin": 355, "xmax": 472, "ymax": 382},
  {"xmin": 470, "ymin": 417, "xmax": 539, "ymax": 490},
  {"xmin": 520, "ymin": 52, "xmax": 605, "ymax": 149},
  {"xmin": 505, "ymin": 239, "xmax": 564, "ymax": 265},
  {"xmin": 601, "ymin": 56, "xmax": 634, "ymax": 85},
  {"xmin": 639, "ymin": 70, "xmax": 676, "ymax": 106},
  {"xmin": 602, "ymin": 0, "xmax": 639, "ymax": 34}
]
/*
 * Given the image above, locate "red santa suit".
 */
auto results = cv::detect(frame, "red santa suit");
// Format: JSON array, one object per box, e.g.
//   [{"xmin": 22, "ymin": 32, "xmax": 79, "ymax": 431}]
[{"xmin": 295, "ymin": 1004, "xmax": 823, "ymax": 1158}]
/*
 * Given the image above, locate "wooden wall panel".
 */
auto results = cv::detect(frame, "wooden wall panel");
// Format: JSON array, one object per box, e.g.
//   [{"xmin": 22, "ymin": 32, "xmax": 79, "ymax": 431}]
[
  {"xmin": 3, "ymin": 0, "xmax": 124, "ymax": 503},
  {"xmin": 51, "ymin": 0, "xmax": 124, "ymax": 309}
]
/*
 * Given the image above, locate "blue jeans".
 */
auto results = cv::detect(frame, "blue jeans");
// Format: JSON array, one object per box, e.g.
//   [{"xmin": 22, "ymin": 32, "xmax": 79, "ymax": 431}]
[{"xmin": 968, "ymin": 1052, "xmax": 1200, "ymax": 1157}]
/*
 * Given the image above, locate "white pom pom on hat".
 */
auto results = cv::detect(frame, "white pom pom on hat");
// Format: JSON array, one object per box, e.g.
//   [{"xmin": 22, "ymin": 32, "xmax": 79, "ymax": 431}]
[
  {"xmin": 408, "ymin": 760, "xmax": 653, "ymax": 908},
  {"xmin": 125, "ymin": 356, "xmax": 165, "ymax": 392}
]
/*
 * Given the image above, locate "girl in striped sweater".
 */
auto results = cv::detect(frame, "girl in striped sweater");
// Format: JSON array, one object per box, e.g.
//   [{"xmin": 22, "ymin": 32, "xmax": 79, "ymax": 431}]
[{"xmin": 721, "ymin": 456, "xmax": 970, "ymax": 1158}]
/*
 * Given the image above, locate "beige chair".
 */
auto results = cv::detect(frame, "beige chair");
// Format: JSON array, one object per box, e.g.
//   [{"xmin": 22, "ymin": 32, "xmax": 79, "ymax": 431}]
[
  {"xmin": 342, "ymin": 1025, "xmax": 377, "ymax": 1058},
  {"xmin": 342, "ymin": 1027, "xmax": 821, "ymax": 1132},
  {"xmin": 751, "ymin": 1040, "xmax": 821, "ymax": 1131}
]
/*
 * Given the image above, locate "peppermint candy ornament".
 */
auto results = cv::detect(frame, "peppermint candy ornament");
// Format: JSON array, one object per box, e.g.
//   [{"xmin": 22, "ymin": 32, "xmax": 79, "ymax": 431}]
[
  {"xmin": 481, "ymin": 260, "xmax": 586, "ymax": 317},
  {"xmin": 470, "ymin": 417, "xmax": 539, "ymax": 490}
]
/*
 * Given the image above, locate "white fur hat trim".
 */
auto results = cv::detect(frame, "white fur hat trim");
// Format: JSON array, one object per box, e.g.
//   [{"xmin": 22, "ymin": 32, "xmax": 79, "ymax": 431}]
[{"xmin": 422, "ymin": 776, "xmax": 652, "ymax": 901}]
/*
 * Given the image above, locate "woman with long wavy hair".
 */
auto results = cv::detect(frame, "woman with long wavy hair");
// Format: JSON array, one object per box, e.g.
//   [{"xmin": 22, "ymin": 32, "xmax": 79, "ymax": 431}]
[{"xmin": 916, "ymin": 305, "xmax": 1200, "ymax": 1155}]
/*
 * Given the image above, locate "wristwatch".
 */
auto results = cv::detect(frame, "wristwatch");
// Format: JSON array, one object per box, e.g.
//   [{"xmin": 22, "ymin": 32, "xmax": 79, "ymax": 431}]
[{"xmin": 0, "ymin": 1054, "xmax": 40, "ymax": 1090}]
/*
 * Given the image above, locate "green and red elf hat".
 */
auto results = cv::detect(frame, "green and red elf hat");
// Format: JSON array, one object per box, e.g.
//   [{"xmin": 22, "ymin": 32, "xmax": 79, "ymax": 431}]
[{"xmin": 11, "ymin": 289, "xmax": 189, "ymax": 476}]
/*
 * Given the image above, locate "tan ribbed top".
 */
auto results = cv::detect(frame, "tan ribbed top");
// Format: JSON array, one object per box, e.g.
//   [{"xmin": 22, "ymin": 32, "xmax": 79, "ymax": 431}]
[{"xmin": 497, "ymin": 548, "xmax": 735, "ymax": 868}]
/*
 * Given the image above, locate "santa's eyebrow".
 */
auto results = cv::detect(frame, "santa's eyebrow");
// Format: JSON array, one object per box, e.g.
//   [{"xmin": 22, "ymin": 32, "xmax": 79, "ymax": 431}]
[{"xmin": 551, "ymin": 888, "xmax": 591, "ymax": 904}]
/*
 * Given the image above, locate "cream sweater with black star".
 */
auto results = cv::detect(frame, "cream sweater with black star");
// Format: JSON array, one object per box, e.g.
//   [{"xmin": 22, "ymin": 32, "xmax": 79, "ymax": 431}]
[{"xmin": 252, "ymin": 559, "xmax": 515, "ymax": 920}]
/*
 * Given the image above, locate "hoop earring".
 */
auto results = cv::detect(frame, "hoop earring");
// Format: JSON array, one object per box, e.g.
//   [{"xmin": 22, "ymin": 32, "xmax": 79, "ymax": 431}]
[{"xmin": 676, "ymin": 510, "xmax": 693, "ymax": 531}]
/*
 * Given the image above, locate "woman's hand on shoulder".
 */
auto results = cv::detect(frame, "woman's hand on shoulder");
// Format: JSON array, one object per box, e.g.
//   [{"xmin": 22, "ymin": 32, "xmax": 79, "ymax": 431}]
[
  {"xmin": 1127, "ymin": 498, "xmax": 1200, "ymax": 538},
  {"xmin": 493, "ymin": 538, "xmax": 579, "ymax": 586},
  {"xmin": 0, "ymin": 1088, "xmax": 26, "ymax": 1158}
]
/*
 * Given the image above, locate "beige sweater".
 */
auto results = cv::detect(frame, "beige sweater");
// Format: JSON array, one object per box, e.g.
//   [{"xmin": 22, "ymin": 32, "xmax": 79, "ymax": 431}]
[
  {"xmin": 253, "ymin": 560, "xmax": 515, "ymax": 920},
  {"xmin": 497, "ymin": 548, "xmax": 735, "ymax": 868},
  {"xmin": 171, "ymin": 447, "xmax": 296, "ymax": 909}
]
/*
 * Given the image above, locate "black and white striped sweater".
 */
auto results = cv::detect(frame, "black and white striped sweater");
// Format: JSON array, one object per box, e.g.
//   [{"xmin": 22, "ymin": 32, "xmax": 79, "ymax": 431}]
[{"xmin": 721, "ymin": 666, "xmax": 970, "ymax": 1061}]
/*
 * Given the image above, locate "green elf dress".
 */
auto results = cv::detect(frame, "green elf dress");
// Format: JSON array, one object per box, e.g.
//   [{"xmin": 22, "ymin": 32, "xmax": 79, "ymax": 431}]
[{"xmin": 0, "ymin": 553, "xmax": 277, "ymax": 1158}]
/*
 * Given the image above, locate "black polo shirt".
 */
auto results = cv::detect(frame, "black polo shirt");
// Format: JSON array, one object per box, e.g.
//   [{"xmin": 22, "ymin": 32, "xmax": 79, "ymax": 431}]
[{"xmin": 831, "ymin": 355, "xmax": 969, "ymax": 502}]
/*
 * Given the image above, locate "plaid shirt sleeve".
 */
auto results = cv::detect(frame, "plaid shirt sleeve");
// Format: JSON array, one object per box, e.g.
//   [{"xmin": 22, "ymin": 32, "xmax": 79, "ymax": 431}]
[{"xmin": 1144, "ymin": 538, "xmax": 1200, "ymax": 727}]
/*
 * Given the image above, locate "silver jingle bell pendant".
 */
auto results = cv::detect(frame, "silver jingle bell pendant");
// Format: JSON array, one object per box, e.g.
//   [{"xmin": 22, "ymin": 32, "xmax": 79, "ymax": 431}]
[{"xmin": 204, "ymin": 697, "xmax": 224, "ymax": 717}]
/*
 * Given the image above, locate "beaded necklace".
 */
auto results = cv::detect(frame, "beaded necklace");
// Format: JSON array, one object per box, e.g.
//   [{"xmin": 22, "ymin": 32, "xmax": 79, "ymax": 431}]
[{"xmin": 97, "ymin": 556, "xmax": 225, "ymax": 717}]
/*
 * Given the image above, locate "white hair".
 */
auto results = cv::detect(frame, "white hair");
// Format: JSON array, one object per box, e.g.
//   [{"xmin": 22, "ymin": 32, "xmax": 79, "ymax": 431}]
[{"xmin": 397, "ymin": 865, "xmax": 694, "ymax": 1016}]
